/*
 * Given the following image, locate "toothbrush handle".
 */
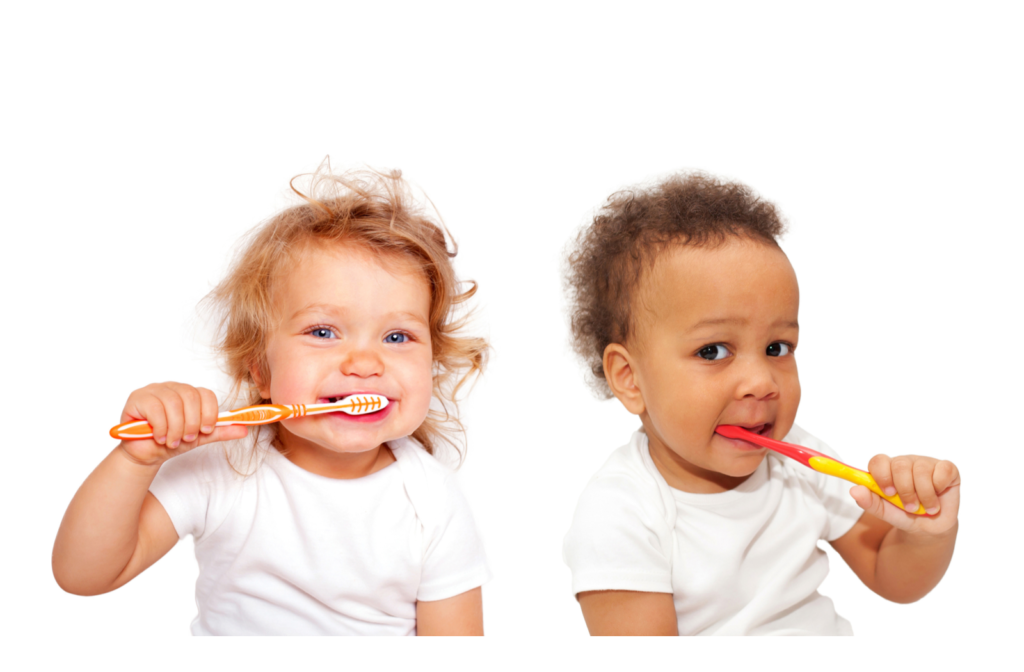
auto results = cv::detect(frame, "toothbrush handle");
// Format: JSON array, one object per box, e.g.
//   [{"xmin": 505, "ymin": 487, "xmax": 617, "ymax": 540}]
[
  {"xmin": 808, "ymin": 456, "xmax": 927, "ymax": 515},
  {"xmin": 109, "ymin": 404, "xmax": 302, "ymax": 441}
]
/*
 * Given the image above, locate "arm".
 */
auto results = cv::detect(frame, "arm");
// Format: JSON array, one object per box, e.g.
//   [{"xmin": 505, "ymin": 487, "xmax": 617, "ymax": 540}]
[
  {"xmin": 416, "ymin": 587, "xmax": 484, "ymax": 635},
  {"xmin": 52, "ymin": 449, "xmax": 178, "ymax": 595},
  {"xmin": 52, "ymin": 383, "xmax": 247, "ymax": 595},
  {"xmin": 577, "ymin": 590, "xmax": 678, "ymax": 636},
  {"xmin": 830, "ymin": 454, "xmax": 959, "ymax": 603}
]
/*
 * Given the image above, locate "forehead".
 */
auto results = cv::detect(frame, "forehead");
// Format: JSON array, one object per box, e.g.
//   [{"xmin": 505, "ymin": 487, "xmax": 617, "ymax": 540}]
[
  {"xmin": 633, "ymin": 237, "xmax": 799, "ymax": 338},
  {"xmin": 270, "ymin": 242, "xmax": 430, "ymax": 317}
]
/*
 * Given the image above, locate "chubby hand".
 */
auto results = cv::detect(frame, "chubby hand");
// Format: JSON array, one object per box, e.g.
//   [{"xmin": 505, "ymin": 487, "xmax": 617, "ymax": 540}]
[
  {"xmin": 850, "ymin": 454, "xmax": 960, "ymax": 534},
  {"xmin": 118, "ymin": 382, "xmax": 249, "ymax": 466}
]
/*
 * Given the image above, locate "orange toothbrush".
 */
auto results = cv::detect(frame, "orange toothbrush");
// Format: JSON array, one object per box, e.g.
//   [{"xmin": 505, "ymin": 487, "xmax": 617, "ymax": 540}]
[
  {"xmin": 715, "ymin": 425, "xmax": 927, "ymax": 515},
  {"xmin": 110, "ymin": 394, "xmax": 389, "ymax": 441}
]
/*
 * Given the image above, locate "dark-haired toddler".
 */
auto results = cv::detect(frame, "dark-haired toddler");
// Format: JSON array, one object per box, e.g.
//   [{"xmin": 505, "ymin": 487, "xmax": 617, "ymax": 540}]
[{"xmin": 562, "ymin": 174, "xmax": 960, "ymax": 635}]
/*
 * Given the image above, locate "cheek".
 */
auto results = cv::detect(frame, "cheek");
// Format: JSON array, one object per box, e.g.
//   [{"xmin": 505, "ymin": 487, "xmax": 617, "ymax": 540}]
[
  {"xmin": 264, "ymin": 347, "xmax": 315, "ymax": 397},
  {"xmin": 646, "ymin": 370, "xmax": 718, "ymax": 434},
  {"xmin": 779, "ymin": 369, "xmax": 801, "ymax": 420},
  {"xmin": 401, "ymin": 352, "xmax": 435, "ymax": 406}
]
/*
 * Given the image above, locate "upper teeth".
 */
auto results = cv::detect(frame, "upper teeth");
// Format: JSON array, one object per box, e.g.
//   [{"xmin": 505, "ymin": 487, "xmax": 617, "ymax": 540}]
[{"xmin": 325, "ymin": 394, "xmax": 389, "ymax": 415}]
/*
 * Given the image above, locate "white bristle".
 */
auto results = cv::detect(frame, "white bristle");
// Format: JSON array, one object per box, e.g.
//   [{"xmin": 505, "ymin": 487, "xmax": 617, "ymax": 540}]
[{"xmin": 336, "ymin": 394, "xmax": 388, "ymax": 415}]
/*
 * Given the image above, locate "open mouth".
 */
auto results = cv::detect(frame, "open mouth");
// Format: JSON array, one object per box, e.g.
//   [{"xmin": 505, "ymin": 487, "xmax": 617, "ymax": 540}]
[
  {"xmin": 717, "ymin": 422, "xmax": 773, "ymax": 450},
  {"xmin": 318, "ymin": 394, "xmax": 391, "ymax": 420},
  {"xmin": 743, "ymin": 423, "xmax": 773, "ymax": 437}
]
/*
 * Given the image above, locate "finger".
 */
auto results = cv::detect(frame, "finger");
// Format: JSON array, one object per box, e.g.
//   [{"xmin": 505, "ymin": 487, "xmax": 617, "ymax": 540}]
[
  {"xmin": 890, "ymin": 456, "xmax": 919, "ymax": 514},
  {"xmin": 198, "ymin": 387, "xmax": 220, "ymax": 435},
  {"xmin": 197, "ymin": 424, "xmax": 249, "ymax": 446},
  {"xmin": 139, "ymin": 392, "xmax": 169, "ymax": 446},
  {"xmin": 175, "ymin": 385, "xmax": 203, "ymax": 445},
  {"xmin": 159, "ymin": 387, "xmax": 186, "ymax": 449},
  {"xmin": 913, "ymin": 459, "xmax": 941, "ymax": 515},
  {"xmin": 122, "ymin": 387, "xmax": 165, "ymax": 444},
  {"xmin": 850, "ymin": 485, "xmax": 913, "ymax": 531},
  {"xmin": 933, "ymin": 460, "xmax": 961, "ymax": 493},
  {"xmin": 849, "ymin": 484, "xmax": 880, "ymax": 514},
  {"xmin": 867, "ymin": 454, "xmax": 896, "ymax": 497}
]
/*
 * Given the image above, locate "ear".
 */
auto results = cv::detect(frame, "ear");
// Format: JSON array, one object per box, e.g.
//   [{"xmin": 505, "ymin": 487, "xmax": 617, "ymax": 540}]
[
  {"xmin": 603, "ymin": 343, "xmax": 645, "ymax": 416},
  {"xmin": 249, "ymin": 359, "xmax": 271, "ymax": 400}
]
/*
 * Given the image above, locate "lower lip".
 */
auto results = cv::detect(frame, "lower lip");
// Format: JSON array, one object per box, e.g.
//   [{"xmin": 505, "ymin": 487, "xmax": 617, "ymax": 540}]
[{"xmin": 715, "ymin": 432, "xmax": 767, "ymax": 452}]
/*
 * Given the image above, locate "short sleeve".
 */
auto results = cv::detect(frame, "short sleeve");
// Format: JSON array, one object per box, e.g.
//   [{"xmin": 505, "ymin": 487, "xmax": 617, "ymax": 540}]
[
  {"xmin": 563, "ymin": 474, "xmax": 673, "ymax": 597},
  {"xmin": 148, "ymin": 444, "xmax": 224, "ymax": 540},
  {"xmin": 416, "ymin": 473, "xmax": 492, "ymax": 602},
  {"xmin": 787, "ymin": 426, "xmax": 865, "ymax": 542}
]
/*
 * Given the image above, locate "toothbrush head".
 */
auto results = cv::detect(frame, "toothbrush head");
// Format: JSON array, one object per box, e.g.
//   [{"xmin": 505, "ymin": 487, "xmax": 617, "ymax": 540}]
[{"xmin": 326, "ymin": 394, "xmax": 389, "ymax": 415}]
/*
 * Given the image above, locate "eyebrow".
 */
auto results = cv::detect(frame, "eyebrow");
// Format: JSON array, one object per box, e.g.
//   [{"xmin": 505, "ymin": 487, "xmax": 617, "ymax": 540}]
[
  {"xmin": 689, "ymin": 317, "xmax": 800, "ymax": 330},
  {"xmin": 289, "ymin": 303, "xmax": 429, "ymax": 326}
]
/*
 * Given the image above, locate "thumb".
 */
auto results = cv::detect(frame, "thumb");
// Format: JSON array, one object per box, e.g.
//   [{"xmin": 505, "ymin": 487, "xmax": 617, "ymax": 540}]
[
  {"xmin": 196, "ymin": 424, "xmax": 250, "ymax": 446},
  {"xmin": 850, "ymin": 485, "xmax": 912, "ymax": 530}
]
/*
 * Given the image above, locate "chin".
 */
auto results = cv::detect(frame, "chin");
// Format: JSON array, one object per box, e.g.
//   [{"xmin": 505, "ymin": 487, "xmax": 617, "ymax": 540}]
[
  {"xmin": 282, "ymin": 426, "xmax": 388, "ymax": 455},
  {"xmin": 323, "ymin": 437, "xmax": 389, "ymax": 454},
  {"xmin": 723, "ymin": 453, "xmax": 766, "ymax": 477}
]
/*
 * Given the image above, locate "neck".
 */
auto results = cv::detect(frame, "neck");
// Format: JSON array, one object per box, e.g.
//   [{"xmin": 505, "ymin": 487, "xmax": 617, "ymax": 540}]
[{"xmin": 275, "ymin": 427, "xmax": 396, "ymax": 479}]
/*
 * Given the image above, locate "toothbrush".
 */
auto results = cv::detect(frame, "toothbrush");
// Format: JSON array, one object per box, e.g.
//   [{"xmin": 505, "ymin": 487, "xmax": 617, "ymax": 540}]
[
  {"xmin": 109, "ymin": 394, "xmax": 389, "ymax": 441},
  {"xmin": 715, "ymin": 425, "xmax": 927, "ymax": 515}
]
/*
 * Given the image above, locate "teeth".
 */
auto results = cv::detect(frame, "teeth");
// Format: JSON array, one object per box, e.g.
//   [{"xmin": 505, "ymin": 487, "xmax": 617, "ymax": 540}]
[{"xmin": 324, "ymin": 394, "xmax": 389, "ymax": 415}]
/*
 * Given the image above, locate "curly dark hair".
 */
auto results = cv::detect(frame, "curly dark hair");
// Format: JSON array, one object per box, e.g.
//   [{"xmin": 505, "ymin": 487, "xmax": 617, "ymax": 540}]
[{"xmin": 563, "ymin": 172, "xmax": 787, "ymax": 397}]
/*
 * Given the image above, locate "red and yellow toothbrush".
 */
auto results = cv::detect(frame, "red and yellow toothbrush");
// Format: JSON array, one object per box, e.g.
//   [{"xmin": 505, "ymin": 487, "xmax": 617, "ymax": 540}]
[
  {"xmin": 110, "ymin": 394, "xmax": 389, "ymax": 441},
  {"xmin": 715, "ymin": 425, "xmax": 927, "ymax": 515}
]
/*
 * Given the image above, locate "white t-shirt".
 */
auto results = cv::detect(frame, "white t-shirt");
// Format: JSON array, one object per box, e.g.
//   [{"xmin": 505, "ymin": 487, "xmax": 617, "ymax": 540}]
[
  {"xmin": 563, "ymin": 425, "xmax": 864, "ymax": 636},
  {"xmin": 149, "ymin": 436, "xmax": 491, "ymax": 636}
]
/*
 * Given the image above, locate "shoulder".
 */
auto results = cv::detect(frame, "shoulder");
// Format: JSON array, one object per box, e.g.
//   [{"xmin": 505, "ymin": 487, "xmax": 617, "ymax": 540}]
[
  {"xmin": 149, "ymin": 439, "xmax": 255, "ymax": 540},
  {"xmin": 567, "ymin": 430, "xmax": 674, "ymax": 550},
  {"xmin": 153, "ymin": 440, "xmax": 245, "ymax": 485},
  {"xmin": 777, "ymin": 424, "xmax": 864, "ymax": 539},
  {"xmin": 575, "ymin": 431, "xmax": 668, "ymax": 520},
  {"xmin": 390, "ymin": 437, "xmax": 455, "ymax": 480},
  {"xmin": 563, "ymin": 431, "xmax": 675, "ymax": 595},
  {"xmin": 389, "ymin": 437, "xmax": 466, "ymax": 520},
  {"xmin": 389, "ymin": 436, "xmax": 459, "ymax": 499}
]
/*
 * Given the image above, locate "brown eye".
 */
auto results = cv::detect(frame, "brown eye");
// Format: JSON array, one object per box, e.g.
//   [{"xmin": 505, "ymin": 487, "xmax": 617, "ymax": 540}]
[
  {"xmin": 698, "ymin": 344, "xmax": 730, "ymax": 361},
  {"xmin": 766, "ymin": 342, "xmax": 791, "ymax": 357}
]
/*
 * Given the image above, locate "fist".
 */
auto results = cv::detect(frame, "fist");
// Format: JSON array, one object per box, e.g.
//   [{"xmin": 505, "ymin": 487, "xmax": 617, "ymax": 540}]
[
  {"xmin": 850, "ymin": 454, "xmax": 960, "ymax": 534},
  {"xmin": 117, "ymin": 382, "xmax": 249, "ymax": 466}
]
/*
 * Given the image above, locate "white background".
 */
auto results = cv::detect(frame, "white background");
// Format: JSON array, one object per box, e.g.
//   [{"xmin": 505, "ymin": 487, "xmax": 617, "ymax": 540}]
[{"xmin": 2, "ymin": 1, "xmax": 1021, "ymax": 668}]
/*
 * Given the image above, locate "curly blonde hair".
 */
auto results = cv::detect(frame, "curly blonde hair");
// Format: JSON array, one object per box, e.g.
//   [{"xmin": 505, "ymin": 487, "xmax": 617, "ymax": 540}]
[{"xmin": 206, "ymin": 164, "xmax": 487, "ymax": 459}]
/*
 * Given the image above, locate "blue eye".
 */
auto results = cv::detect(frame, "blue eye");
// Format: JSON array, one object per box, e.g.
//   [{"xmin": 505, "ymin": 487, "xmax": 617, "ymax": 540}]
[
  {"xmin": 697, "ymin": 344, "xmax": 731, "ymax": 361},
  {"xmin": 310, "ymin": 328, "xmax": 336, "ymax": 339},
  {"xmin": 385, "ymin": 332, "xmax": 409, "ymax": 344},
  {"xmin": 767, "ymin": 342, "xmax": 791, "ymax": 357}
]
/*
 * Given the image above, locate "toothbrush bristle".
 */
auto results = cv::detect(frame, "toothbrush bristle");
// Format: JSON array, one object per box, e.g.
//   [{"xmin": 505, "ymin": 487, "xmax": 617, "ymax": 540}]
[{"xmin": 332, "ymin": 394, "xmax": 388, "ymax": 415}]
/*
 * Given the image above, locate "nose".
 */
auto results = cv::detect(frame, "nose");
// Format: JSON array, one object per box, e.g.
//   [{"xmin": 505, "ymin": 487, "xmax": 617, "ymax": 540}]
[
  {"xmin": 734, "ymin": 355, "xmax": 779, "ymax": 401},
  {"xmin": 339, "ymin": 344, "xmax": 384, "ymax": 378}
]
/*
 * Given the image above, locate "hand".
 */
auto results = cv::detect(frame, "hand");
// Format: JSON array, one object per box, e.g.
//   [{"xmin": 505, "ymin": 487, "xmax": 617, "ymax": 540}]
[
  {"xmin": 849, "ymin": 454, "xmax": 960, "ymax": 535},
  {"xmin": 117, "ymin": 382, "xmax": 248, "ymax": 466}
]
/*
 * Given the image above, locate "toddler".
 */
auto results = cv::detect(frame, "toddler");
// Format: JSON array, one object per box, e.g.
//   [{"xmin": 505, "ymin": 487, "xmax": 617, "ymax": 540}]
[
  {"xmin": 562, "ymin": 173, "xmax": 960, "ymax": 635},
  {"xmin": 53, "ymin": 167, "xmax": 490, "ymax": 635}
]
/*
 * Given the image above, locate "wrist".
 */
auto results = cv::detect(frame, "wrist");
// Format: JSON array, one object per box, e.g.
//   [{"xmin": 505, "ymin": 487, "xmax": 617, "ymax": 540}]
[
  {"xmin": 895, "ymin": 520, "xmax": 959, "ymax": 546},
  {"xmin": 116, "ymin": 443, "xmax": 167, "ymax": 470}
]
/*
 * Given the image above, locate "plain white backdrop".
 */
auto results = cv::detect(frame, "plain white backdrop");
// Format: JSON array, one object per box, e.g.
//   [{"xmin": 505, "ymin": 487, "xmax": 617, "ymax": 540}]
[{"xmin": 2, "ymin": 1, "xmax": 1021, "ymax": 668}]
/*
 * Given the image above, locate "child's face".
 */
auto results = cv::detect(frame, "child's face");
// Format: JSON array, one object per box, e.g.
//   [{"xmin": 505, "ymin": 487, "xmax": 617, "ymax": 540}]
[
  {"xmin": 611, "ymin": 237, "xmax": 801, "ymax": 493},
  {"xmin": 256, "ymin": 243, "xmax": 434, "ymax": 456}
]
